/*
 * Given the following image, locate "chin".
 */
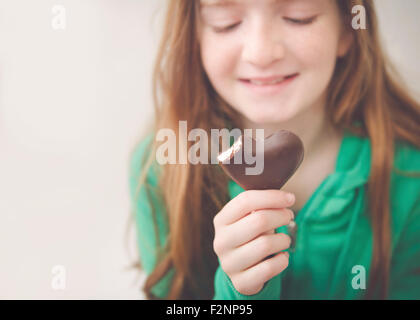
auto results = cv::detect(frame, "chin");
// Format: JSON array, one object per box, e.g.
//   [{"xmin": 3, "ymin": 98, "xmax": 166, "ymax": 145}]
[
  {"xmin": 243, "ymin": 108, "xmax": 295, "ymax": 126},
  {"xmin": 242, "ymin": 115, "xmax": 288, "ymax": 128}
]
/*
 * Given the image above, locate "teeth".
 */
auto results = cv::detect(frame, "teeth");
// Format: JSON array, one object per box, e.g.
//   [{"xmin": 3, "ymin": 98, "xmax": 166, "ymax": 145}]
[{"xmin": 249, "ymin": 78, "xmax": 284, "ymax": 85}]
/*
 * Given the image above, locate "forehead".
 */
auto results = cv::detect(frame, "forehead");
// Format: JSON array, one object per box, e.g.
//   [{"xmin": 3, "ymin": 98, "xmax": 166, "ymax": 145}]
[
  {"xmin": 200, "ymin": 0, "xmax": 279, "ymax": 7},
  {"xmin": 200, "ymin": 0, "xmax": 238, "ymax": 6},
  {"xmin": 199, "ymin": 0, "xmax": 327, "ymax": 9}
]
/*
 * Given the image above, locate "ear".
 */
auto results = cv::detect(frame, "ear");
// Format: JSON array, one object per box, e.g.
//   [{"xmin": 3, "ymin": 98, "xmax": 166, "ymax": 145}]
[{"xmin": 337, "ymin": 29, "xmax": 354, "ymax": 58}]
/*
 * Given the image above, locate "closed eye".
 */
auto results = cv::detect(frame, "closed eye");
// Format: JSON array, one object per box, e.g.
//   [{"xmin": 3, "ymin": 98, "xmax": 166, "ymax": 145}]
[
  {"xmin": 213, "ymin": 22, "xmax": 241, "ymax": 33},
  {"xmin": 284, "ymin": 16, "xmax": 318, "ymax": 25}
]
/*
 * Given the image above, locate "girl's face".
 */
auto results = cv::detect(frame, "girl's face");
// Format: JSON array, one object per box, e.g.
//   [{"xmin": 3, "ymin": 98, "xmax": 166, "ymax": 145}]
[{"xmin": 199, "ymin": 0, "xmax": 352, "ymax": 126}]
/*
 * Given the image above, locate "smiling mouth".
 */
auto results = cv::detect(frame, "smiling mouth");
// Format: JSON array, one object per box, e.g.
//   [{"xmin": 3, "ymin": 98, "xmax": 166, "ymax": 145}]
[{"xmin": 240, "ymin": 73, "xmax": 299, "ymax": 86}]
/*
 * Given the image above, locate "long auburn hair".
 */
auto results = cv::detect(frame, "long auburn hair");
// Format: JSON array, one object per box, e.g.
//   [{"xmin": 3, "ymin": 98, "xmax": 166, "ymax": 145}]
[{"xmin": 128, "ymin": 0, "xmax": 420, "ymax": 300}]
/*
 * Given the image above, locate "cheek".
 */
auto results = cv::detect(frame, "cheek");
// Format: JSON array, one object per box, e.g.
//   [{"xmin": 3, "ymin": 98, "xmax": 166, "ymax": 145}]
[
  {"xmin": 289, "ymin": 25, "xmax": 340, "ymax": 73},
  {"xmin": 200, "ymin": 33, "xmax": 238, "ymax": 82},
  {"xmin": 285, "ymin": 24, "xmax": 341, "ymax": 107}
]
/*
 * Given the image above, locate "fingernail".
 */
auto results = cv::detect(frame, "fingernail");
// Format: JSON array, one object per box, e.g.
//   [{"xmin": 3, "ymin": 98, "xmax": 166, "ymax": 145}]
[
  {"xmin": 286, "ymin": 193, "xmax": 295, "ymax": 203},
  {"xmin": 289, "ymin": 210, "xmax": 295, "ymax": 220}
]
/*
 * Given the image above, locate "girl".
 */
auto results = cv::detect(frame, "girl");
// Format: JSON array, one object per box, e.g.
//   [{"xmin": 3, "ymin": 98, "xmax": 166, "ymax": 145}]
[{"xmin": 129, "ymin": 0, "xmax": 420, "ymax": 299}]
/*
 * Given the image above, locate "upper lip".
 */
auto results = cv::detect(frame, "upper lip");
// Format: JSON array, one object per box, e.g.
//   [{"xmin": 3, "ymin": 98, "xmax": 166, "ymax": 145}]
[{"xmin": 241, "ymin": 74, "xmax": 298, "ymax": 82}]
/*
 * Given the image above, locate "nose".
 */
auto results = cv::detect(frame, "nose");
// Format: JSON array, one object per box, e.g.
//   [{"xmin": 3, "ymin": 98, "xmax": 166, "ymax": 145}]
[{"xmin": 241, "ymin": 19, "xmax": 285, "ymax": 68}]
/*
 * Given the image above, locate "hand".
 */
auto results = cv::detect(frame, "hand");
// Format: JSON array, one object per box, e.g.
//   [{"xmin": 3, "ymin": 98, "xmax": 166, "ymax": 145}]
[{"xmin": 213, "ymin": 190, "xmax": 295, "ymax": 296}]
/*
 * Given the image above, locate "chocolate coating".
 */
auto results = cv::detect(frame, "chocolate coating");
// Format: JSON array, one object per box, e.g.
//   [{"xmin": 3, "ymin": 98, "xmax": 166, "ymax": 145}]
[{"xmin": 218, "ymin": 130, "xmax": 304, "ymax": 190}]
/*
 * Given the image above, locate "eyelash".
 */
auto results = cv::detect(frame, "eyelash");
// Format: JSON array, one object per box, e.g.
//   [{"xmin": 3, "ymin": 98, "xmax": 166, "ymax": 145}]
[
  {"xmin": 212, "ymin": 16, "xmax": 317, "ymax": 34},
  {"xmin": 213, "ymin": 22, "xmax": 241, "ymax": 33},
  {"xmin": 284, "ymin": 16, "xmax": 317, "ymax": 25}
]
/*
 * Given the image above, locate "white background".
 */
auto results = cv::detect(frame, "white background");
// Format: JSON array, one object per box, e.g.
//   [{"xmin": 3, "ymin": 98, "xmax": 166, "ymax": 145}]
[{"xmin": 0, "ymin": 0, "xmax": 419, "ymax": 299}]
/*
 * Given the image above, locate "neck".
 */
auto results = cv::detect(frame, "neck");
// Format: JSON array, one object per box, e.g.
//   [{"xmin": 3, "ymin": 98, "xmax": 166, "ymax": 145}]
[{"xmin": 240, "ymin": 98, "xmax": 340, "ymax": 162}]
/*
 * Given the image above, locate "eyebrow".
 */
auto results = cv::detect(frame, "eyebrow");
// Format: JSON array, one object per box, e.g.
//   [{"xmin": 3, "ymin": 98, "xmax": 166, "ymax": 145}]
[
  {"xmin": 200, "ymin": 0, "xmax": 240, "ymax": 8},
  {"xmin": 200, "ymin": 0, "xmax": 287, "ymax": 8}
]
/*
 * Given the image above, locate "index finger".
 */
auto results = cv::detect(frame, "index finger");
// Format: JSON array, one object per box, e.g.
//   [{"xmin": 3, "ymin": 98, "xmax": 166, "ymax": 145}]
[{"xmin": 214, "ymin": 190, "xmax": 295, "ymax": 226}]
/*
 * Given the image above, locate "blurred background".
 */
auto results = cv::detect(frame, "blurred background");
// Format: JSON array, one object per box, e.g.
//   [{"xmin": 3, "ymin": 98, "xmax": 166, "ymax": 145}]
[{"xmin": 0, "ymin": 0, "xmax": 419, "ymax": 299}]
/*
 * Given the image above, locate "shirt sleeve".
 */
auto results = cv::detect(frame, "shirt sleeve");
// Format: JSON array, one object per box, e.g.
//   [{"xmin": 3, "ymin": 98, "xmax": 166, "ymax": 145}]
[
  {"xmin": 129, "ymin": 134, "xmax": 172, "ymax": 299},
  {"xmin": 213, "ymin": 264, "xmax": 283, "ymax": 300}
]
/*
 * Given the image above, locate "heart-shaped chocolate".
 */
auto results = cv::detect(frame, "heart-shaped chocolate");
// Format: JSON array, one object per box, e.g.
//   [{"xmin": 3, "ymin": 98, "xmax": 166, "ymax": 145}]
[{"xmin": 218, "ymin": 130, "xmax": 304, "ymax": 190}]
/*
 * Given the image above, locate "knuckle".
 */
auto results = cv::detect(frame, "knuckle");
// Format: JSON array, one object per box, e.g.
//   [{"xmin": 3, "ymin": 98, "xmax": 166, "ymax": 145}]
[
  {"xmin": 280, "ymin": 190, "xmax": 292, "ymax": 200},
  {"xmin": 236, "ymin": 191, "xmax": 251, "ymax": 209},
  {"xmin": 219, "ymin": 258, "xmax": 232, "ymax": 274},
  {"xmin": 280, "ymin": 253, "xmax": 290, "ymax": 269},
  {"xmin": 279, "ymin": 233, "xmax": 292, "ymax": 247},
  {"xmin": 232, "ymin": 273, "xmax": 263, "ymax": 296},
  {"xmin": 213, "ymin": 237, "xmax": 224, "ymax": 255},
  {"xmin": 252, "ymin": 213, "xmax": 269, "ymax": 232},
  {"xmin": 283, "ymin": 208, "xmax": 294, "ymax": 221},
  {"xmin": 213, "ymin": 219, "xmax": 217, "ymax": 230},
  {"xmin": 213, "ymin": 215, "xmax": 219, "ymax": 228},
  {"xmin": 260, "ymin": 261, "xmax": 275, "ymax": 279},
  {"xmin": 261, "ymin": 254, "xmax": 289, "ymax": 281},
  {"xmin": 230, "ymin": 275, "xmax": 245, "ymax": 293},
  {"xmin": 213, "ymin": 212, "xmax": 223, "ymax": 228},
  {"xmin": 256, "ymin": 236, "xmax": 272, "ymax": 254},
  {"xmin": 212, "ymin": 238, "xmax": 219, "ymax": 254}
]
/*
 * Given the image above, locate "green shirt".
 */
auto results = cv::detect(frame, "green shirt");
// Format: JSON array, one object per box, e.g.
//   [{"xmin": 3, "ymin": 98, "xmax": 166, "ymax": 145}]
[{"xmin": 129, "ymin": 128, "xmax": 420, "ymax": 299}]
